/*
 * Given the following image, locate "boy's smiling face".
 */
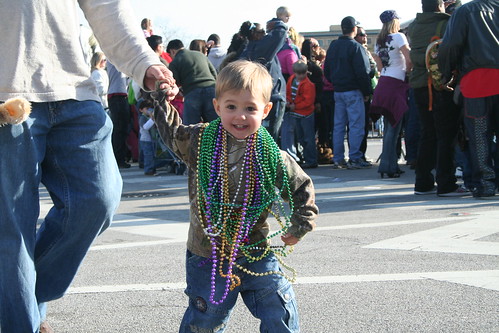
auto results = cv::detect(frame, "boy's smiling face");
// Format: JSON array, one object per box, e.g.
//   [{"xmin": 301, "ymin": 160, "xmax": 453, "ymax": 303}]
[{"xmin": 213, "ymin": 89, "xmax": 272, "ymax": 140}]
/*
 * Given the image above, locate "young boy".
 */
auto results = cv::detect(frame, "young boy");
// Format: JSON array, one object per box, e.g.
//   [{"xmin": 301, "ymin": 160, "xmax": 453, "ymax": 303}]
[
  {"xmin": 138, "ymin": 99, "xmax": 159, "ymax": 176},
  {"xmin": 282, "ymin": 60, "xmax": 318, "ymax": 168},
  {"xmin": 153, "ymin": 60, "xmax": 318, "ymax": 332},
  {"xmin": 139, "ymin": 99, "xmax": 173, "ymax": 176},
  {"xmin": 267, "ymin": 6, "xmax": 292, "ymax": 32},
  {"xmin": 276, "ymin": 6, "xmax": 292, "ymax": 24}
]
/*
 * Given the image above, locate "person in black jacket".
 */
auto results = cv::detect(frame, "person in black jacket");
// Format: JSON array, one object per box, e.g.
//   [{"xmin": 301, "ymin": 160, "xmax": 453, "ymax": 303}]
[
  {"xmin": 438, "ymin": 0, "xmax": 499, "ymax": 199},
  {"xmin": 239, "ymin": 19, "xmax": 287, "ymax": 143},
  {"xmin": 324, "ymin": 16, "xmax": 372, "ymax": 169},
  {"xmin": 407, "ymin": 0, "xmax": 468, "ymax": 197}
]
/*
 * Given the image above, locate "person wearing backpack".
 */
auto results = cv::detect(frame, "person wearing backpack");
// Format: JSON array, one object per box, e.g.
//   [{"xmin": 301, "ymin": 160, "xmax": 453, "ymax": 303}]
[
  {"xmin": 439, "ymin": 0, "xmax": 499, "ymax": 199},
  {"xmin": 407, "ymin": 0, "xmax": 469, "ymax": 197}
]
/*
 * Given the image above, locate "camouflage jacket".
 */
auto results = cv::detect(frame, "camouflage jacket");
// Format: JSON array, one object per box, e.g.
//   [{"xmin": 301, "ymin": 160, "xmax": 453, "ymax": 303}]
[{"xmin": 153, "ymin": 96, "xmax": 318, "ymax": 258}]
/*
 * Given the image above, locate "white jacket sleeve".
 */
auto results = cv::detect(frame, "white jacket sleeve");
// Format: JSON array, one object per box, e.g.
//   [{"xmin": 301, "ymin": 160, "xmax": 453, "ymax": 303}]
[{"xmin": 78, "ymin": 0, "xmax": 161, "ymax": 90}]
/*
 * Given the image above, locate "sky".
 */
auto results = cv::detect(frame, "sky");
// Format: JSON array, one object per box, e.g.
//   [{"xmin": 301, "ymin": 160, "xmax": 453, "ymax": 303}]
[{"xmin": 125, "ymin": 0, "xmax": 471, "ymax": 48}]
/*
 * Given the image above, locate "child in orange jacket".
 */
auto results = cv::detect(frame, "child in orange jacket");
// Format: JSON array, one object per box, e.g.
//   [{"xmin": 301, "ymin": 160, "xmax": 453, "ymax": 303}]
[{"xmin": 282, "ymin": 60, "xmax": 318, "ymax": 168}]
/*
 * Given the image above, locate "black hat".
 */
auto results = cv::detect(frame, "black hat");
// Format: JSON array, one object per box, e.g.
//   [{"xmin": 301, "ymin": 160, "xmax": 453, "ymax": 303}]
[{"xmin": 341, "ymin": 16, "xmax": 360, "ymax": 30}]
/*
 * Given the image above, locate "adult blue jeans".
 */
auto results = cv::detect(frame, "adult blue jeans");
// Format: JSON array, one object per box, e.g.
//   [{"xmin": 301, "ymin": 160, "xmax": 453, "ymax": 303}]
[
  {"xmin": 0, "ymin": 100, "xmax": 122, "ymax": 332},
  {"xmin": 378, "ymin": 117, "xmax": 403, "ymax": 174},
  {"xmin": 281, "ymin": 112, "xmax": 317, "ymax": 165},
  {"xmin": 140, "ymin": 140, "xmax": 170, "ymax": 173},
  {"xmin": 333, "ymin": 90, "xmax": 365, "ymax": 162},
  {"xmin": 179, "ymin": 250, "xmax": 299, "ymax": 333},
  {"xmin": 183, "ymin": 86, "xmax": 218, "ymax": 125},
  {"xmin": 263, "ymin": 99, "xmax": 286, "ymax": 143}
]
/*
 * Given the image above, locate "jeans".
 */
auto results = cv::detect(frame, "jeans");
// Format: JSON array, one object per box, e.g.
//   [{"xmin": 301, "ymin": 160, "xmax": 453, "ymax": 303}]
[
  {"xmin": 281, "ymin": 112, "xmax": 317, "ymax": 165},
  {"xmin": 463, "ymin": 95, "xmax": 499, "ymax": 195},
  {"xmin": 179, "ymin": 250, "xmax": 299, "ymax": 333},
  {"xmin": 0, "ymin": 100, "xmax": 122, "ymax": 332},
  {"xmin": 333, "ymin": 90, "xmax": 365, "ymax": 162},
  {"xmin": 263, "ymin": 99, "xmax": 286, "ymax": 144},
  {"xmin": 108, "ymin": 94, "xmax": 131, "ymax": 164},
  {"xmin": 378, "ymin": 117, "xmax": 403, "ymax": 174},
  {"xmin": 140, "ymin": 140, "xmax": 170, "ymax": 173},
  {"xmin": 413, "ymin": 88, "xmax": 460, "ymax": 194},
  {"xmin": 403, "ymin": 88, "xmax": 420, "ymax": 163},
  {"xmin": 183, "ymin": 86, "xmax": 218, "ymax": 125}
]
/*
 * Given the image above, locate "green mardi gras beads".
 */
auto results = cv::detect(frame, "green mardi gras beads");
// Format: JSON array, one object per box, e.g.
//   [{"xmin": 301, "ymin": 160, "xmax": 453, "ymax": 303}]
[{"xmin": 195, "ymin": 119, "xmax": 295, "ymax": 277}]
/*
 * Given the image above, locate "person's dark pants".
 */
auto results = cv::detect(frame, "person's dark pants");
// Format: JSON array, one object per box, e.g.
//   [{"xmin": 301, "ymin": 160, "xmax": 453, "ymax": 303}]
[
  {"xmin": 182, "ymin": 86, "xmax": 217, "ymax": 125},
  {"xmin": 463, "ymin": 94, "xmax": 499, "ymax": 196},
  {"xmin": 108, "ymin": 95, "xmax": 131, "ymax": 165},
  {"xmin": 317, "ymin": 90, "xmax": 335, "ymax": 148},
  {"xmin": 413, "ymin": 87, "xmax": 460, "ymax": 194},
  {"xmin": 404, "ymin": 88, "xmax": 421, "ymax": 164},
  {"xmin": 360, "ymin": 99, "xmax": 370, "ymax": 160},
  {"xmin": 264, "ymin": 99, "xmax": 285, "ymax": 144}
]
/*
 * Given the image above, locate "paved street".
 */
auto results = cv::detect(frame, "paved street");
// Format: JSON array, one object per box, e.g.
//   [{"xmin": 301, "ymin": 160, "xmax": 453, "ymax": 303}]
[{"xmin": 41, "ymin": 139, "xmax": 499, "ymax": 332}]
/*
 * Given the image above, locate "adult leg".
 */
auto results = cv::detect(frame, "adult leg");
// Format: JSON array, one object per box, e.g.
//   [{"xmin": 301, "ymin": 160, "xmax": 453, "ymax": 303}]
[
  {"xmin": 240, "ymin": 254, "xmax": 299, "ymax": 333},
  {"xmin": 280, "ymin": 113, "xmax": 300, "ymax": 162},
  {"xmin": 344, "ymin": 90, "xmax": 365, "ymax": 161},
  {"xmin": 378, "ymin": 117, "xmax": 403, "ymax": 175},
  {"xmin": 464, "ymin": 96, "xmax": 498, "ymax": 197},
  {"xmin": 265, "ymin": 99, "xmax": 286, "ymax": 144},
  {"xmin": 332, "ymin": 92, "xmax": 348, "ymax": 163},
  {"xmin": 359, "ymin": 100, "xmax": 370, "ymax": 159},
  {"xmin": 108, "ymin": 95, "xmax": 131, "ymax": 166},
  {"xmin": 200, "ymin": 86, "xmax": 218, "ymax": 123},
  {"xmin": 300, "ymin": 114, "xmax": 318, "ymax": 166},
  {"xmin": 35, "ymin": 100, "xmax": 122, "ymax": 303},
  {"xmin": 413, "ymin": 88, "xmax": 437, "ymax": 192},
  {"xmin": 433, "ymin": 91, "xmax": 460, "ymax": 194},
  {"xmin": 182, "ymin": 89, "xmax": 204, "ymax": 125},
  {"xmin": 317, "ymin": 90, "xmax": 333, "ymax": 146},
  {"xmin": 0, "ymin": 115, "xmax": 42, "ymax": 332},
  {"xmin": 404, "ymin": 88, "xmax": 421, "ymax": 167}
]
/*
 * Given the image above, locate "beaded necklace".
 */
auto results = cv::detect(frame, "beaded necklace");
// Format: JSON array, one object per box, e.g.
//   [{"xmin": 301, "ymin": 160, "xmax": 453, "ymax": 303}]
[{"xmin": 196, "ymin": 118, "xmax": 296, "ymax": 304}]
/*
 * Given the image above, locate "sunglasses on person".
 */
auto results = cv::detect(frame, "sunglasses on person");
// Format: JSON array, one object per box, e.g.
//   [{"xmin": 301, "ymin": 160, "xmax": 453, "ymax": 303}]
[{"xmin": 357, "ymin": 32, "xmax": 367, "ymax": 37}]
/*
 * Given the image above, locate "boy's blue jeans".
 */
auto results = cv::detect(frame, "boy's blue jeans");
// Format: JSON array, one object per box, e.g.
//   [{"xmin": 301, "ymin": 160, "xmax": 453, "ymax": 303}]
[
  {"xmin": 0, "ymin": 100, "xmax": 122, "ymax": 332},
  {"xmin": 180, "ymin": 250, "xmax": 300, "ymax": 333},
  {"xmin": 281, "ymin": 112, "xmax": 317, "ymax": 165}
]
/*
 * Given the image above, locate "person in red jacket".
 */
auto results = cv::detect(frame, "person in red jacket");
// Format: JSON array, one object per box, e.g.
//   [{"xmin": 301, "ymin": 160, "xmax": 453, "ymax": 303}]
[{"xmin": 281, "ymin": 60, "xmax": 318, "ymax": 168}]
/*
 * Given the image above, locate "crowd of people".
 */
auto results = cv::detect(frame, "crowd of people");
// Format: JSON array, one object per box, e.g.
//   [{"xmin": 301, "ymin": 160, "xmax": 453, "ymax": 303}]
[
  {"xmin": 1, "ymin": 0, "xmax": 497, "ymax": 332},
  {"xmin": 109, "ymin": 0, "xmax": 497, "ymax": 200}
]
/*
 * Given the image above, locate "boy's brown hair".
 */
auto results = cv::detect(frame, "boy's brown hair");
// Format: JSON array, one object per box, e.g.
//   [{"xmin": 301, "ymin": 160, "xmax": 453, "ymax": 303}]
[
  {"xmin": 292, "ymin": 60, "xmax": 308, "ymax": 75},
  {"xmin": 215, "ymin": 60, "xmax": 273, "ymax": 103}
]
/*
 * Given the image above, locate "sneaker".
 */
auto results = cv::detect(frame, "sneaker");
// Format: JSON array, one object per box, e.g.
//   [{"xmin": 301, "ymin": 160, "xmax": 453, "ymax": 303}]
[
  {"xmin": 472, "ymin": 190, "xmax": 496, "ymax": 199},
  {"xmin": 118, "ymin": 162, "xmax": 131, "ymax": 169},
  {"xmin": 301, "ymin": 163, "xmax": 318, "ymax": 169},
  {"xmin": 437, "ymin": 186, "xmax": 470, "ymax": 197},
  {"xmin": 347, "ymin": 159, "xmax": 372, "ymax": 169},
  {"xmin": 332, "ymin": 159, "xmax": 348, "ymax": 169},
  {"xmin": 414, "ymin": 186, "xmax": 437, "ymax": 195}
]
